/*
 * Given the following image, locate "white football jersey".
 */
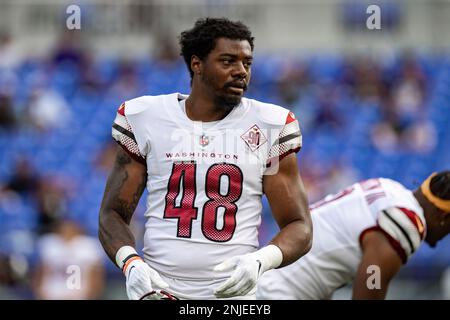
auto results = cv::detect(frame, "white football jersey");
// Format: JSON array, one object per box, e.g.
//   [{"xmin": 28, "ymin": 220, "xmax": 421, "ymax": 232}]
[
  {"xmin": 257, "ymin": 178, "xmax": 425, "ymax": 300},
  {"xmin": 112, "ymin": 93, "xmax": 302, "ymax": 296}
]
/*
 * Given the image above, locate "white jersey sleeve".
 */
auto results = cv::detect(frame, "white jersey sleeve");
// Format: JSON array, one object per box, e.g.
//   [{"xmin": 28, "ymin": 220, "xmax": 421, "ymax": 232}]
[
  {"xmin": 266, "ymin": 111, "xmax": 302, "ymax": 167},
  {"xmin": 111, "ymin": 102, "xmax": 146, "ymax": 164},
  {"xmin": 376, "ymin": 206, "xmax": 426, "ymax": 263}
]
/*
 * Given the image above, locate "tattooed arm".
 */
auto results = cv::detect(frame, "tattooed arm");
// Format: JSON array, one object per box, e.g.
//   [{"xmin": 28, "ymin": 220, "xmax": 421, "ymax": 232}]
[
  {"xmin": 99, "ymin": 146, "xmax": 170, "ymax": 299},
  {"xmin": 98, "ymin": 146, "xmax": 147, "ymax": 264}
]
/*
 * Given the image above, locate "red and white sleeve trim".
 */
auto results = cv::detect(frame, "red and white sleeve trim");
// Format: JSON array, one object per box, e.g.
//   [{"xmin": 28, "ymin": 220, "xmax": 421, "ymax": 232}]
[
  {"xmin": 112, "ymin": 102, "xmax": 146, "ymax": 164},
  {"xmin": 359, "ymin": 226, "xmax": 408, "ymax": 264},
  {"xmin": 267, "ymin": 112, "xmax": 302, "ymax": 167}
]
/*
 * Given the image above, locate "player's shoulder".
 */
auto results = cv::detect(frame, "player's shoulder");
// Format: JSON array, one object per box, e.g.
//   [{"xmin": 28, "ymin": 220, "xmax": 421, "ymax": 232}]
[
  {"xmin": 379, "ymin": 177, "xmax": 408, "ymax": 189},
  {"xmin": 123, "ymin": 93, "xmax": 180, "ymax": 116},
  {"xmin": 373, "ymin": 178, "xmax": 426, "ymax": 262},
  {"xmin": 373, "ymin": 178, "xmax": 422, "ymax": 214},
  {"xmin": 379, "ymin": 178, "xmax": 414, "ymax": 200},
  {"xmin": 243, "ymin": 97, "xmax": 294, "ymax": 126}
]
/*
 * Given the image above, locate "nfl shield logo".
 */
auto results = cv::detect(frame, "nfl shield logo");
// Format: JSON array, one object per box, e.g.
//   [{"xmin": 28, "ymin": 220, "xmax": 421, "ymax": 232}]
[{"xmin": 199, "ymin": 134, "xmax": 209, "ymax": 146}]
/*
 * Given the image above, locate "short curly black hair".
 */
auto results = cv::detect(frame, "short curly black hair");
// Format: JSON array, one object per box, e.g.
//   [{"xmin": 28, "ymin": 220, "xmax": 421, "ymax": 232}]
[{"xmin": 179, "ymin": 17, "xmax": 255, "ymax": 79}]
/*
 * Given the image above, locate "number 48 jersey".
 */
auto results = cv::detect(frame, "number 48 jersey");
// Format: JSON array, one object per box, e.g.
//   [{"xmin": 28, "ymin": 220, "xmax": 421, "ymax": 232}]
[{"xmin": 112, "ymin": 93, "xmax": 302, "ymax": 281}]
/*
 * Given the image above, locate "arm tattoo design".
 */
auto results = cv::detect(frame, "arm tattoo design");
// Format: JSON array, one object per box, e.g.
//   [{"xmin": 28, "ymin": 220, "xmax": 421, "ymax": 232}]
[{"xmin": 104, "ymin": 148, "xmax": 147, "ymax": 224}]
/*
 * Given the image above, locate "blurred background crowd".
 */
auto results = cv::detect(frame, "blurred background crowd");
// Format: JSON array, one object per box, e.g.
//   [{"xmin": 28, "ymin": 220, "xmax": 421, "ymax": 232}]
[{"xmin": 0, "ymin": 0, "xmax": 449, "ymax": 299}]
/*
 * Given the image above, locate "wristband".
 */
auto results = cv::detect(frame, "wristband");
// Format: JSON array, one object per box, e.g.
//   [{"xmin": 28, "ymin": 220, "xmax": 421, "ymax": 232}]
[
  {"xmin": 253, "ymin": 244, "xmax": 283, "ymax": 273},
  {"xmin": 115, "ymin": 246, "xmax": 141, "ymax": 271}
]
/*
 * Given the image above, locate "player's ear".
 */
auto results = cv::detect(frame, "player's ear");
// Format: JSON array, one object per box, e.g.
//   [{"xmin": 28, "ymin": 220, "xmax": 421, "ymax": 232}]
[{"xmin": 190, "ymin": 55, "xmax": 202, "ymax": 76}]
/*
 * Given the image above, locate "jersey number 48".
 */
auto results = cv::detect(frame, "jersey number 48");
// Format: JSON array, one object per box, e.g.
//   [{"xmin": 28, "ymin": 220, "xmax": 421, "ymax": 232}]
[{"xmin": 164, "ymin": 162, "xmax": 243, "ymax": 242}]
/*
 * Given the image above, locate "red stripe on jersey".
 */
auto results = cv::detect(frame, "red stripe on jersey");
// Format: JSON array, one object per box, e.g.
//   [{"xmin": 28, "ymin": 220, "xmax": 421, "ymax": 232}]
[
  {"xmin": 359, "ymin": 226, "xmax": 407, "ymax": 264},
  {"xmin": 285, "ymin": 111, "xmax": 297, "ymax": 124},
  {"xmin": 118, "ymin": 103, "xmax": 125, "ymax": 116},
  {"xmin": 266, "ymin": 146, "xmax": 301, "ymax": 168},
  {"xmin": 279, "ymin": 146, "xmax": 301, "ymax": 162},
  {"xmin": 398, "ymin": 207, "xmax": 425, "ymax": 240}
]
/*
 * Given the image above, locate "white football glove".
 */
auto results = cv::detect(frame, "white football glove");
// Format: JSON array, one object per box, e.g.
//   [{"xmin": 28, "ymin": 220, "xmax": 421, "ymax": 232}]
[
  {"xmin": 213, "ymin": 244, "xmax": 283, "ymax": 298},
  {"xmin": 124, "ymin": 258, "xmax": 170, "ymax": 300},
  {"xmin": 116, "ymin": 246, "xmax": 170, "ymax": 300}
]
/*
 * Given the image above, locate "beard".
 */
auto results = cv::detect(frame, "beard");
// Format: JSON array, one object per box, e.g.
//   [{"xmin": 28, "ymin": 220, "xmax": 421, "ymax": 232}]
[
  {"xmin": 201, "ymin": 73, "xmax": 247, "ymax": 112},
  {"xmin": 213, "ymin": 92, "xmax": 242, "ymax": 112}
]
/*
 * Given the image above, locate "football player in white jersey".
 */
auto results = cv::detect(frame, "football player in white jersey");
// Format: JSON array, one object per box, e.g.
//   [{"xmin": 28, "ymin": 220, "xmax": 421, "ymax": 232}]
[
  {"xmin": 98, "ymin": 18, "xmax": 312, "ymax": 300},
  {"xmin": 257, "ymin": 171, "xmax": 450, "ymax": 300}
]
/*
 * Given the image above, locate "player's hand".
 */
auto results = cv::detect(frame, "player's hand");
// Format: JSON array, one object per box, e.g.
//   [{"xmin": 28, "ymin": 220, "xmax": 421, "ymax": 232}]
[
  {"xmin": 124, "ymin": 258, "xmax": 170, "ymax": 300},
  {"xmin": 213, "ymin": 245, "xmax": 283, "ymax": 298},
  {"xmin": 213, "ymin": 253, "xmax": 262, "ymax": 298}
]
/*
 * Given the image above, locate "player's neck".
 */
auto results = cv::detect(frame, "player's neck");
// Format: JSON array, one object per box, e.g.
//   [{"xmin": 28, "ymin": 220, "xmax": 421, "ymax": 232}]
[{"xmin": 185, "ymin": 91, "xmax": 231, "ymax": 122}]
